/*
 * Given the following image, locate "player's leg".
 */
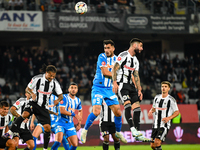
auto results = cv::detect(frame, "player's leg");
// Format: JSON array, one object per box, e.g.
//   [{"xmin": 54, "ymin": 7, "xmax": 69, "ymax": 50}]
[
  {"xmin": 43, "ymin": 124, "xmax": 51, "ymax": 150},
  {"xmin": 25, "ymin": 140, "xmax": 34, "ymax": 150},
  {"xmin": 81, "ymin": 88, "xmax": 103, "ymax": 143},
  {"xmin": 5, "ymin": 138, "xmax": 16, "ymax": 150},
  {"xmin": 100, "ymin": 122, "xmax": 110, "ymax": 150},
  {"xmin": 110, "ymin": 123, "xmax": 120, "ymax": 150},
  {"xmin": 132, "ymin": 102, "xmax": 141, "ymax": 130},
  {"xmin": 51, "ymin": 126, "xmax": 64, "ymax": 150},
  {"xmin": 32, "ymin": 124, "xmax": 44, "ymax": 150},
  {"xmin": 68, "ymin": 135, "xmax": 78, "ymax": 150},
  {"xmin": 102, "ymin": 134, "xmax": 109, "ymax": 150},
  {"xmin": 62, "ymin": 135, "xmax": 70, "ymax": 150}
]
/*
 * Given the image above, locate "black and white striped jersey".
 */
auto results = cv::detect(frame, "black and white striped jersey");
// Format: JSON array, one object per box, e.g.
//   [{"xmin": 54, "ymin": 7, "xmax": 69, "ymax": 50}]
[
  {"xmin": 28, "ymin": 74, "xmax": 63, "ymax": 109},
  {"xmin": 115, "ymin": 50, "xmax": 139, "ymax": 84},
  {"xmin": 99, "ymin": 100, "xmax": 115, "ymax": 125},
  {"xmin": 13, "ymin": 98, "xmax": 30, "ymax": 130},
  {"xmin": 152, "ymin": 94, "xmax": 179, "ymax": 129},
  {"xmin": 0, "ymin": 114, "xmax": 12, "ymax": 136}
]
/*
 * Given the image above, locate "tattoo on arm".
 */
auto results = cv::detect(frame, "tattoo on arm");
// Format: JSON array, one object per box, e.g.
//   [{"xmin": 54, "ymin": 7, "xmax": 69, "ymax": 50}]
[
  {"xmin": 133, "ymin": 71, "xmax": 141, "ymax": 91},
  {"xmin": 112, "ymin": 63, "xmax": 120, "ymax": 81},
  {"xmin": 10, "ymin": 109, "xmax": 20, "ymax": 118}
]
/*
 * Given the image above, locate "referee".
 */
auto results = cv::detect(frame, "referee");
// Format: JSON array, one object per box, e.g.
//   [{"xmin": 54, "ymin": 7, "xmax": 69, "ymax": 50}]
[
  {"xmin": 99, "ymin": 100, "xmax": 120, "ymax": 150},
  {"xmin": 4, "ymin": 64, "xmax": 63, "ymax": 150}
]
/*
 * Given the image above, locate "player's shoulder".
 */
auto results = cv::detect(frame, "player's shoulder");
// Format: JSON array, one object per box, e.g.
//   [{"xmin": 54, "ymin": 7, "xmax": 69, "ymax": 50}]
[
  {"xmin": 118, "ymin": 50, "xmax": 128, "ymax": 57},
  {"xmin": 155, "ymin": 94, "xmax": 162, "ymax": 99},
  {"xmin": 32, "ymin": 74, "xmax": 43, "ymax": 80},
  {"xmin": 98, "ymin": 53, "xmax": 107, "ymax": 59},
  {"xmin": 16, "ymin": 98, "xmax": 26, "ymax": 104},
  {"xmin": 168, "ymin": 94, "xmax": 177, "ymax": 103}
]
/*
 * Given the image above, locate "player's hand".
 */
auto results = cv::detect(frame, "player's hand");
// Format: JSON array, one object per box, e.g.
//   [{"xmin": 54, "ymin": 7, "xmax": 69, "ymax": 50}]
[
  {"xmin": 148, "ymin": 110, "xmax": 153, "ymax": 117},
  {"xmin": 23, "ymin": 118, "xmax": 29, "ymax": 123},
  {"xmin": 31, "ymin": 93, "xmax": 37, "ymax": 101},
  {"xmin": 162, "ymin": 117, "xmax": 170, "ymax": 123},
  {"xmin": 138, "ymin": 90, "xmax": 143, "ymax": 101},
  {"xmin": 75, "ymin": 114, "xmax": 82, "ymax": 121},
  {"xmin": 30, "ymin": 122, "xmax": 35, "ymax": 131},
  {"xmin": 112, "ymin": 82, "xmax": 119, "ymax": 93},
  {"xmin": 76, "ymin": 123, "xmax": 81, "ymax": 131}
]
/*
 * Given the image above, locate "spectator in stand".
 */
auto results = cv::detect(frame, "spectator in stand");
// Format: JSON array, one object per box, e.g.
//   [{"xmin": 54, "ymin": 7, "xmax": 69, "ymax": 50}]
[
  {"xmin": 161, "ymin": 49, "xmax": 170, "ymax": 61},
  {"xmin": 8, "ymin": 0, "xmax": 23, "ymax": 10},
  {"xmin": 1, "ymin": 94, "xmax": 12, "ymax": 107},
  {"xmin": 155, "ymin": 54, "xmax": 162, "ymax": 68},
  {"xmin": 194, "ymin": 54, "xmax": 200, "ymax": 67},
  {"xmin": 2, "ymin": 82, "xmax": 11, "ymax": 95},
  {"xmin": 182, "ymin": 56, "xmax": 189, "ymax": 68},
  {"xmin": 160, "ymin": 70, "xmax": 168, "ymax": 81},
  {"xmin": 149, "ymin": 55, "xmax": 156, "ymax": 69},
  {"xmin": 162, "ymin": 56, "xmax": 169, "ymax": 67},
  {"xmin": 188, "ymin": 55, "xmax": 194, "ymax": 66},
  {"xmin": 170, "ymin": 86, "xmax": 178, "ymax": 101},
  {"xmin": 182, "ymin": 78, "xmax": 188, "ymax": 89},
  {"xmin": 12, "ymin": 81, "xmax": 20, "ymax": 97},
  {"xmin": 188, "ymin": 87, "xmax": 196, "ymax": 99},
  {"xmin": 53, "ymin": 0, "xmax": 64, "ymax": 12},
  {"xmin": 173, "ymin": 54, "xmax": 181, "ymax": 68},
  {"xmin": 187, "ymin": 77, "xmax": 196, "ymax": 88},
  {"xmin": 196, "ymin": 87, "xmax": 200, "ymax": 99},
  {"xmin": 143, "ymin": 85, "xmax": 153, "ymax": 100},
  {"xmin": 5, "ymin": 53, "xmax": 15, "ymax": 82},
  {"xmin": 196, "ymin": 75, "xmax": 200, "ymax": 88},
  {"xmin": 167, "ymin": 70, "xmax": 178, "ymax": 83},
  {"xmin": 177, "ymin": 90, "xmax": 186, "ymax": 104},
  {"xmin": 167, "ymin": 0, "xmax": 174, "ymax": 14},
  {"xmin": 117, "ymin": 0, "xmax": 129, "ymax": 13}
]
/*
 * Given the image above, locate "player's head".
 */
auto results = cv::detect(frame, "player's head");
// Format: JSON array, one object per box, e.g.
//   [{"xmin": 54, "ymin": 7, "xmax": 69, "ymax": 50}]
[
  {"xmin": 130, "ymin": 38, "xmax": 143, "ymax": 54},
  {"xmin": 0, "ymin": 101, "xmax": 9, "ymax": 116},
  {"xmin": 161, "ymin": 81, "xmax": 171, "ymax": 94},
  {"xmin": 68, "ymin": 82, "xmax": 78, "ymax": 96},
  {"xmin": 103, "ymin": 39, "xmax": 115, "ymax": 57},
  {"xmin": 42, "ymin": 64, "xmax": 57, "ymax": 82}
]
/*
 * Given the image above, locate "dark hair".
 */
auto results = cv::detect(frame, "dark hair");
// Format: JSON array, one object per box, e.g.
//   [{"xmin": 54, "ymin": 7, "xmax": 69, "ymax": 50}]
[
  {"xmin": 0, "ymin": 101, "xmax": 9, "ymax": 108},
  {"xmin": 69, "ymin": 82, "xmax": 78, "ymax": 86},
  {"xmin": 103, "ymin": 39, "xmax": 115, "ymax": 46},
  {"xmin": 161, "ymin": 81, "xmax": 171, "ymax": 88},
  {"xmin": 41, "ymin": 64, "xmax": 57, "ymax": 73},
  {"xmin": 130, "ymin": 38, "xmax": 143, "ymax": 46}
]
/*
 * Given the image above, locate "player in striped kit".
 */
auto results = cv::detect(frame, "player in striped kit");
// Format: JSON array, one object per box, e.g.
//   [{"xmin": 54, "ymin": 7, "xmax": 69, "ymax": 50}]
[
  {"xmin": 112, "ymin": 38, "xmax": 150, "ymax": 142},
  {"xmin": 52, "ymin": 82, "xmax": 82, "ymax": 150},
  {"xmin": 4, "ymin": 65, "xmax": 63, "ymax": 150},
  {"xmin": 148, "ymin": 81, "xmax": 179, "ymax": 150},
  {"xmin": 9, "ymin": 92, "xmax": 34, "ymax": 150},
  {"xmin": 0, "ymin": 101, "xmax": 16, "ymax": 150},
  {"xmin": 99, "ymin": 100, "xmax": 120, "ymax": 150},
  {"xmin": 30, "ymin": 94, "xmax": 69, "ymax": 150},
  {"xmin": 81, "ymin": 39, "xmax": 127, "ymax": 144}
]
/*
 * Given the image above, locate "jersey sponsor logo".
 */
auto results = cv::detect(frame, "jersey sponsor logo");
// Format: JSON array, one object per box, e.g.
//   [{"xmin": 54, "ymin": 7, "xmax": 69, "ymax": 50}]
[
  {"xmin": 60, "ymin": 100, "xmax": 64, "ymax": 104},
  {"xmin": 16, "ymin": 100, "xmax": 20, "ymax": 105},
  {"xmin": 37, "ymin": 89, "xmax": 52, "ymax": 95},
  {"xmin": 156, "ymin": 107, "xmax": 167, "ymax": 110},
  {"xmin": 102, "ymin": 61, "xmax": 106, "ymax": 66},
  {"xmin": 30, "ymin": 79, "xmax": 33, "ymax": 83},
  {"xmin": 117, "ymin": 56, "xmax": 121, "ymax": 61},
  {"xmin": 68, "ymin": 107, "xmax": 75, "ymax": 112},
  {"xmin": 124, "ymin": 65, "xmax": 135, "ymax": 71},
  {"xmin": 106, "ymin": 64, "xmax": 113, "ymax": 69}
]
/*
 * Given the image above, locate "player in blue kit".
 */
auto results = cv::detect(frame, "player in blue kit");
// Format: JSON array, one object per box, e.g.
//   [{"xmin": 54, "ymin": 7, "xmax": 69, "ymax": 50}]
[
  {"xmin": 81, "ymin": 39, "xmax": 127, "ymax": 144},
  {"xmin": 30, "ymin": 94, "xmax": 69, "ymax": 150},
  {"xmin": 52, "ymin": 82, "xmax": 82, "ymax": 150}
]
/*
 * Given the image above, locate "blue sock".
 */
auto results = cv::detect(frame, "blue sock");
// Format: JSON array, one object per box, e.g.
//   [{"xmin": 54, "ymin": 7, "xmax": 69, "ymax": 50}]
[
  {"xmin": 84, "ymin": 112, "xmax": 97, "ymax": 130},
  {"xmin": 114, "ymin": 116, "xmax": 122, "ymax": 132},
  {"xmin": 33, "ymin": 136, "xmax": 37, "ymax": 150},
  {"xmin": 69, "ymin": 146, "xmax": 77, "ymax": 150},
  {"xmin": 51, "ymin": 141, "xmax": 61, "ymax": 150},
  {"xmin": 62, "ymin": 136, "xmax": 70, "ymax": 150}
]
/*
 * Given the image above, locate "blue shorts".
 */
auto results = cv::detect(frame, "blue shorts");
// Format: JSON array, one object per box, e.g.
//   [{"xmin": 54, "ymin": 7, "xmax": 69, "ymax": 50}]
[
  {"xmin": 91, "ymin": 86, "xmax": 119, "ymax": 106},
  {"xmin": 51, "ymin": 123, "xmax": 58, "ymax": 133},
  {"xmin": 55, "ymin": 123, "xmax": 77, "ymax": 138}
]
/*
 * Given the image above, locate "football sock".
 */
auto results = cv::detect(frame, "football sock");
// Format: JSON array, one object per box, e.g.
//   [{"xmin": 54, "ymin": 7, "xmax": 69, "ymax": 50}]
[
  {"xmin": 33, "ymin": 136, "xmax": 37, "ymax": 150},
  {"xmin": 103, "ymin": 142, "xmax": 109, "ymax": 150},
  {"xmin": 114, "ymin": 116, "xmax": 122, "ymax": 132},
  {"xmin": 69, "ymin": 146, "xmax": 77, "ymax": 150},
  {"xmin": 51, "ymin": 141, "xmax": 61, "ymax": 150},
  {"xmin": 44, "ymin": 131, "xmax": 50, "ymax": 149},
  {"xmin": 10, "ymin": 116, "xmax": 25, "ymax": 132},
  {"xmin": 24, "ymin": 147, "xmax": 30, "ymax": 150},
  {"xmin": 114, "ymin": 141, "xmax": 120, "ymax": 150},
  {"xmin": 155, "ymin": 146, "xmax": 162, "ymax": 150},
  {"xmin": 133, "ymin": 107, "xmax": 141, "ymax": 130},
  {"xmin": 62, "ymin": 136, "xmax": 70, "ymax": 150},
  {"xmin": 125, "ymin": 103, "xmax": 134, "ymax": 128},
  {"xmin": 84, "ymin": 112, "xmax": 97, "ymax": 130}
]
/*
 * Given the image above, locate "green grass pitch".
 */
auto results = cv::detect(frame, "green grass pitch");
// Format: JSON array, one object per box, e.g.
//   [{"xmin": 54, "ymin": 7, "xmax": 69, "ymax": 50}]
[{"xmin": 18, "ymin": 144, "xmax": 200, "ymax": 150}]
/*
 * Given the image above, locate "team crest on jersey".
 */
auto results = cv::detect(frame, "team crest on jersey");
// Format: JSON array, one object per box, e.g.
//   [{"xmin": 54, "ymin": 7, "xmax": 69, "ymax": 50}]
[
  {"xmin": 117, "ymin": 56, "xmax": 121, "ymax": 61},
  {"xmin": 60, "ymin": 100, "xmax": 64, "ymax": 104},
  {"xmin": 30, "ymin": 79, "xmax": 33, "ymax": 83},
  {"xmin": 123, "ymin": 95, "xmax": 127, "ymax": 100},
  {"xmin": 16, "ymin": 101, "xmax": 20, "ymax": 105},
  {"xmin": 102, "ymin": 61, "xmax": 106, "ymax": 66}
]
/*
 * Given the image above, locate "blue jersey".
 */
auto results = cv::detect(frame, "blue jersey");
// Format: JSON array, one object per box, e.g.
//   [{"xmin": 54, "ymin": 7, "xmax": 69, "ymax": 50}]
[
  {"xmin": 93, "ymin": 53, "xmax": 117, "ymax": 88},
  {"xmin": 59, "ymin": 94, "xmax": 82, "ymax": 126},
  {"xmin": 49, "ymin": 94, "xmax": 60, "ymax": 124}
]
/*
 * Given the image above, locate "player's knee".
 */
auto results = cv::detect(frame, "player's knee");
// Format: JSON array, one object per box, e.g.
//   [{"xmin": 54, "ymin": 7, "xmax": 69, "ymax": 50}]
[
  {"xmin": 28, "ymin": 143, "xmax": 34, "ymax": 150},
  {"xmin": 93, "ymin": 106, "xmax": 101, "ymax": 116},
  {"xmin": 44, "ymin": 124, "xmax": 51, "ymax": 132},
  {"xmin": 150, "ymin": 143, "xmax": 155, "ymax": 149},
  {"xmin": 154, "ymin": 140, "xmax": 161, "ymax": 148},
  {"xmin": 7, "ymin": 139, "xmax": 16, "ymax": 148}
]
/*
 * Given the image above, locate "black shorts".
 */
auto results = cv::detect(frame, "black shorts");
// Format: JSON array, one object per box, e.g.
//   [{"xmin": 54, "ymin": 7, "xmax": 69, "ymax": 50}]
[
  {"xmin": 117, "ymin": 83, "xmax": 139, "ymax": 105},
  {"xmin": 24, "ymin": 101, "xmax": 51, "ymax": 125},
  {"xmin": 0, "ymin": 136, "xmax": 10, "ymax": 148},
  {"xmin": 151, "ymin": 127, "xmax": 169, "ymax": 142},
  {"xmin": 13, "ymin": 128, "xmax": 33, "ymax": 143},
  {"xmin": 100, "ymin": 122, "xmax": 116, "ymax": 137}
]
